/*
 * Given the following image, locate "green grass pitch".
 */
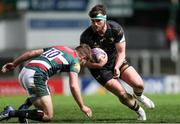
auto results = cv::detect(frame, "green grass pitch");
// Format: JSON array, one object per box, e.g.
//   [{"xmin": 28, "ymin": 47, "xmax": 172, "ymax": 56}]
[{"xmin": 0, "ymin": 94, "xmax": 180, "ymax": 123}]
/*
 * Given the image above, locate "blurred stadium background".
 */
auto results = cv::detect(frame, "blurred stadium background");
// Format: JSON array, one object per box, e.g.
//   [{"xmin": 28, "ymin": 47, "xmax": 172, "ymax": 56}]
[{"xmin": 0, "ymin": 0, "xmax": 180, "ymax": 122}]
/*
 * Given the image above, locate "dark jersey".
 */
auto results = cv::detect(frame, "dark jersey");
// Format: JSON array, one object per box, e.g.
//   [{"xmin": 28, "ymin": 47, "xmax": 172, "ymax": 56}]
[
  {"xmin": 25, "ymin": 46, "xmax": 80, "ymax": 77},
  {"xmin": 80, "ymin": 20, "xmax": 125, "ymax": 69}
]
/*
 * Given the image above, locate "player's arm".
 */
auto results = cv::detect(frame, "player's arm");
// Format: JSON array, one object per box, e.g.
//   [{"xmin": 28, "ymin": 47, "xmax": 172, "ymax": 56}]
[
  {"xmin": 80, "ymin": 43, "xmax": 107, "ymax": 68},
  {"xmin": 1, "ymin": 49, "xmax": 43, "ymax": 73},
  {"xmin": 114, "ymin": 41, "xmax": 126, "ymax": 78},
  {"xmin": 68, "ymin": 72, "xmax": 92, "ymax": 117},
  {"xmin": 85, "ymin": 57, "xmax": 107, "ymax": 68}
]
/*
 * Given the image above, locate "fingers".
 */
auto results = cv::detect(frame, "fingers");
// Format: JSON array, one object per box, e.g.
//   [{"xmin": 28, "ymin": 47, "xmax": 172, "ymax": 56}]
[
  {"xmin": 81, "ymin": 106, "xmax": 92, "ymax": 118},
  {"xmin": 113, "ymin": 75, "xmax": 119, "ymax": 79},
  {"xmin": 1, "ymin": 65, "xmax": 8, "ymax": 73},
  {"xmin": 85, "ymin": 109, "xmax": 92, "ymax": 118},
  {"xmin": 113, "ymin": 73, "xmax": 120, "ymax": 79},
  {"xmin": 1, "ymin": 63, "xmax": 15, "ymax": 73},
  {"xmin": 113, "ymin": 68, "xmax": 120, "ymax": 79}
]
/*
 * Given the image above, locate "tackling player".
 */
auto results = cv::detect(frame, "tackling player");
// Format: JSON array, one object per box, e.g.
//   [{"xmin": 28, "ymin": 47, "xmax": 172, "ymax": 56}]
[{"xmin": 0, "ymin": 44, "xmax": 92, "ymax": 122}]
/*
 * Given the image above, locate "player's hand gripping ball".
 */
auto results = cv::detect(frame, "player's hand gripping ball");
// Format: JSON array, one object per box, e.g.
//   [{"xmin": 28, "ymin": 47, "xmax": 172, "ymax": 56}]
[{"xmin": 92, "ymin": 48, "xmax": 108, "ymax": 63}]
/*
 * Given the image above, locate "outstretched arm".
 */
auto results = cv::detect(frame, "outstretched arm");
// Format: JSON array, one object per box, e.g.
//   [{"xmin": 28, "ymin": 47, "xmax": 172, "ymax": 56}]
[
  {"xmin": 69, "ymin": 72, "xmax": 92, "ymax": 117},
  {"xmin": 1, "ymin": 49, "xmax": 43, "ymax": 73}
]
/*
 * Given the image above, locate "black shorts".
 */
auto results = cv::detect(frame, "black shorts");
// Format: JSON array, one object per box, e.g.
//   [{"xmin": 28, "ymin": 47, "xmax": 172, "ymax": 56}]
[
  {"xmin": 89, "ymin": 60, "xmax": 129, "ymax": 86},
  {"xmin": 89, "ymin": 69, "xmax": 113, "ymax": 86}
]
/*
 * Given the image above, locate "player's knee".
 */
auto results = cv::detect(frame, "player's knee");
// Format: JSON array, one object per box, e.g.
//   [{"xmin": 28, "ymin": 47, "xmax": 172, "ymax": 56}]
[
  {"xmin": 47, "ymin": 116, "xmax": 53, "ymax": 122},
  {"xmin": 42, "ymin": 113, "xmax": 53, "ymax": 122},
  {"xmin": 48, "ymin": 114, "xmax": 54, "ymax": 121},
  {"xmin": 133, "ymin": 79, "xmax": 144, "ymax": 91},
  {"xmin": 136, "ymin": 82, "xmax": 144, "ymax": 90},
  {"xmin": 43, "ymin": 116, "xmax": 53, "ymax": 122}
]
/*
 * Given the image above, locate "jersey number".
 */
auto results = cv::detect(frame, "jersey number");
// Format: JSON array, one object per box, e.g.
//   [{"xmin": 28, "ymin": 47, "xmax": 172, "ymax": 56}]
[{"xmin": 42, "ymin": 48, "xmax": 63, "ymax": 60}]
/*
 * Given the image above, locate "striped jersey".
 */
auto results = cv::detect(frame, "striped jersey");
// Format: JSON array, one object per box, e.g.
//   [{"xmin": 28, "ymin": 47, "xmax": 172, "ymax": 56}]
[{"xmin": 25, "ymin": 46, "xmax": 80, "ymax": 77}]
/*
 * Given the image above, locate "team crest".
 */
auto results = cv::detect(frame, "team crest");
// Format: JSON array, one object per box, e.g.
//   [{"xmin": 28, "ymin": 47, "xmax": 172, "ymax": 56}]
[
  {"xmin": 74, "ymin": 63, "xmax": 80, "ymax": 73},
  {"xmin": 94, "ymin": 43, "xmax": 100, "ymax": 48},
  {"xmin": 109, "ymin": 37, "xmax": 114, "ymax": 43},
  {"xmin": 118, "ymin": 30, "xmax": 123, "ymax": 35}
]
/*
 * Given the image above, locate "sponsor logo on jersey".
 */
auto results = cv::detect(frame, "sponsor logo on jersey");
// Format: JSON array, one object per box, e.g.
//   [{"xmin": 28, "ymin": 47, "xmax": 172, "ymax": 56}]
[
  {"xmin": 74, "ymin": 63, "xmax": 80, "ymax": 73},
  {"xmin": 109, "ymin": 37, "xmax": 115, "ymax": 43}
]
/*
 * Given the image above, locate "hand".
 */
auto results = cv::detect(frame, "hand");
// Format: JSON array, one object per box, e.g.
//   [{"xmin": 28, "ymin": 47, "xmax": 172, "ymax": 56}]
[
  {"xmin": 98, "ymin": 54, "xmax": 108, "ymax": 65},
  {"xmin": 113, "ymin": 67, "xmax": 120, "ymax": 79},
  {"xmin": 1, "ymin": 63, "xmax": 15, "ymax": 73},
  {"xmin": 81, "ymin": 105, "xmax": 92, "ymax": 118}
]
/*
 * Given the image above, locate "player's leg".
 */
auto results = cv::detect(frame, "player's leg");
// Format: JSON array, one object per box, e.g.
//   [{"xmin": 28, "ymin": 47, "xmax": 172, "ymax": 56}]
[
  {"xmin": 0, "ymin": 95, "xmax": 53, "ymax": 122},
  {"xmin": 88, "ymin": 68, "xmax": 146, "ymax": 120},
  {"xmin": 120, "ymin": 65, "xmax": 155, "ymax": 109},
  {"xmin": 17, "ymin": 68, "xmax": 36, "ymax": 123},
  {"xmin": 104, "ymin": 78, "xmax": 146, "ymax": 120},
  {"xmin": 33, "ymin": 95, "xmax": 53, "ymax": 121},
  {"xmin": 120, "ymin": 64, "xmax": 144, "ymax": 94},
  {"xmin": 18, "ymin": 67, "xmax": 33, "ymax": 110},
  {"xmin": 18, "ymin": 97, "xmax": 32, "ymax": 123},
  {"xmin": 17, "ymin": 67, "xmax": 53, "ymax": 122},
  {"xmin": 0, "ymin": 106, "xmax": 44, "ymax": 122},
  {"xmin": 18, "ymin": 98, "xmax": 32, "ymax": 110}
]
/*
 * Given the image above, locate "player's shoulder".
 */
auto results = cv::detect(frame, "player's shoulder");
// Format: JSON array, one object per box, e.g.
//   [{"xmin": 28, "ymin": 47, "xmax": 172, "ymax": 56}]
[
  {"xmin": 107, "ymin": 20, "xmax": 124, "ymax": 35},
  {"xmin": 80, "ymin": 26, "xmax": 94, "ymax": 43},
  {"xmin": 81, "ymin": 26, "xmax": 93, "ymax": 36},
  {"xmin": 107, "ymin": 20, "xmax": 123, "ymax": 30}
]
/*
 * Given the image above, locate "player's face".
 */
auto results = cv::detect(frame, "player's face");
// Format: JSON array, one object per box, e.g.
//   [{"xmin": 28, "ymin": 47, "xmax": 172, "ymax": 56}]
[
  {"xmin": 91, "ymin": 19, "xmax": 106, "ymax": 32},
  {"xmin": 79, "ymin": 56, "xmax": 88, "ymax": 66}
]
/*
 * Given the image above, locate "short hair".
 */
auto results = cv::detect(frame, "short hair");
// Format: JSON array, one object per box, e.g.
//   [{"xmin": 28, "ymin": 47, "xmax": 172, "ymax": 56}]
[
  {"xmin": 88, "ymin": 4, "xmax": 107, "ymax": 18},
  {"xmin": 75, "ymin": 44, "xmax": 92, "ymax": 61}
]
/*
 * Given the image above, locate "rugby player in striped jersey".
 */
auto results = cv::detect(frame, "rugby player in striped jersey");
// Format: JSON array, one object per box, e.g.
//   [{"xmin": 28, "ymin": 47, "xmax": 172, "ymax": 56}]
[{"xmin": 0, "ymin": 44, "xmax": 92, "ymax": 122}]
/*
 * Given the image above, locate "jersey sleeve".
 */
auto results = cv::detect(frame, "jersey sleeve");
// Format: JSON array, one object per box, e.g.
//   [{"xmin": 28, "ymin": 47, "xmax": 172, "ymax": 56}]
[
  {"xmin": 113, "ymin": 26, "xmax": 125, "ymax": 43},
  {"xmin": 43, "ymin": 47, "xmax": 51, "ymax": 52},
  {"xmin": 80, "ymin": 27, "xmax": 91, "ymax": 45},
  {"xmin": 69, "ymin": 57, "xmax": 81, "ymax": 73},
  {"xmin": 109, "ymin": 21, "xmax": 125, "ymax": 43},
  {"xmin": 80, "ymin": 32, "xmax": 87, "ymax": 44}
]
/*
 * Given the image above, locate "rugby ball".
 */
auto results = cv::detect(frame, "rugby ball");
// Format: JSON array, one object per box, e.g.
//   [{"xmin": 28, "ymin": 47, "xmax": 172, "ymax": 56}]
[{"xmin": 92, "ymin": 48, "xmax": 107, "ymax": 63}]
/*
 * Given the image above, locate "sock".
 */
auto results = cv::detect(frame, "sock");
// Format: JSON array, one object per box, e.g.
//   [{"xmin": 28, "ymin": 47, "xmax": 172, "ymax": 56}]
[
  {"xmin": 25, "ymin": 98, "xmax": 33, "ymax": 107},
  {"xmin": 134, "ymin": 91, "xmax": 143, "ymax": 97},
  {"xmin": 17, "ymin": 98, "xmax": 33, "ymax": 123},
  {"xmin": 9, "ymin": 109, "xmax": 44, "ymax": 121},
  {"xmin": 129, "ymin": 101, "xmax": 140, "ymax": 112},
  {"xmin": 18, "ymin": 98, "xmax": 32, "ymax": 110}
]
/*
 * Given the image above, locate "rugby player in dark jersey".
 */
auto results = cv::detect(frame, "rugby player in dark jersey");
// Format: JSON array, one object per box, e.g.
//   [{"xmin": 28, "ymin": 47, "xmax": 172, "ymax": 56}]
[
  {"xmin": 0, "ymin": 44, "xmax": 92, "ymax": 122},
  {"xmin": 80, "ymin": 4, "xmax": 155, "ymax": 121}
]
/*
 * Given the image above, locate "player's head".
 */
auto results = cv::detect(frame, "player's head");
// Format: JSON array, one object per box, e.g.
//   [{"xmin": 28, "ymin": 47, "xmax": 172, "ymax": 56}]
[
  {"xmin": 88, "ymin": 4, "xmax": 107, "ymax": 32},
  {"xmin": 75, "ymin": 44, "xmax": 92, "ymax": 65}
]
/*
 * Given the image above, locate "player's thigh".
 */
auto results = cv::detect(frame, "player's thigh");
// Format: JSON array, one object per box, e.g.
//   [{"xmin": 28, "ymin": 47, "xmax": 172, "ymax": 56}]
[
  {"xmin": 33, "ymin": 95, "xmax": 53, "ymax": 118},
  {"xmin": 104, "ymin": 78, "xmax": 126, "ymax": 97},
  {"xmin": 121, "ymin": 66, "xmax": 144, "ymax": 88}
]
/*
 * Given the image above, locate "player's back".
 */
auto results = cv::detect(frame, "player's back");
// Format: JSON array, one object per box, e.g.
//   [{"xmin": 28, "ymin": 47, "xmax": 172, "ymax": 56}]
[{"xmin": 25, "ymin": 46, "xmax": 80, "ymax": 77}]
